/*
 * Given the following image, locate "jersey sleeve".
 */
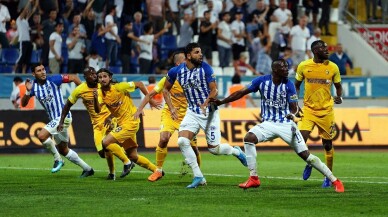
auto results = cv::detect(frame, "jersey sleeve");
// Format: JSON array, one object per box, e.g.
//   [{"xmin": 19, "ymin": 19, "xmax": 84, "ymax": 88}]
[
  {"xmin": 68, "ymin": 84, "xmax": 82, "ymax": 104},
  {"xmin": 48, "ymin": 75, "xmax": 64, "ymax": 86},
  {"xmin": 166, "ymin": 66, "xmax": 178, "ymax": 84},
  {"xmin": 203, "ymin": 63, "xmax": 216, "ymax": 83},
  {"xmin": 295, "ymin": 62, "xmax": 305, "ymax": 81},
  {"xmin": 246, "ymin": 76, "xmax": 262, "ymax": 93},
  {"xmin": 287, "ymin": 81, "xmax": 298, "ymax": 103},
  {"xmin": 154, "ymin": 77, "xmax": 166, "ymax": 94},
  {"xmin": 332, "ymin": 63, "xmax": 341, "ymax": 83},
  {"xmin": 116, "ymin": 82, "xmax": 136, "ymax": 92}
]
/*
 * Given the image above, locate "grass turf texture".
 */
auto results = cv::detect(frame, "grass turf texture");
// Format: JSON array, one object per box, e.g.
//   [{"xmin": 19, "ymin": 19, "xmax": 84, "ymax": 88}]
[{"xmin": 1, "ymin": 151, "xmax": 387, "ymax": 217}]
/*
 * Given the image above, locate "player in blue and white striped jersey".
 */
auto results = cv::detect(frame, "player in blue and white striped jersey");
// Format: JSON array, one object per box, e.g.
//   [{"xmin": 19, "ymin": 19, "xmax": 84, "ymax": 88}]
[
  {"xmin": 21, "ymin": 63, "xmax": 94, "ymax": 178},
  {"xmin": 163, "ymin": 43, "xmax": 247, "ymax": 188},
  {"xmin": 212, "ymin": 59, "xmax": 344, "ymax": 192}
]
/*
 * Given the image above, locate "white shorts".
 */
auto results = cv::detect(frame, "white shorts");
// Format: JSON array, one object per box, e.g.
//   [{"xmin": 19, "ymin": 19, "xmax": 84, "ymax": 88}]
[
  {"xmin": 44, "ymin": 117, "xmax": 72, "ymax": 144},
  {"xmin": 248, "ymin": 121, "xmax": 308, "ymax": 154},
  {"xmin": 179, "ymin": 109, "xmax": 220, "ymax": 146}
]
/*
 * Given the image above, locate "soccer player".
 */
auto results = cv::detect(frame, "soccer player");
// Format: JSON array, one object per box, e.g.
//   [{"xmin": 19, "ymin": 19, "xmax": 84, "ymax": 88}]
[
  {"xmin": 134, "ymin": 51, "xmax": 201, "ymax": 182},
  {"xmin": 57, "ymin": 67, "xmax": 133, "ymax": 180},
  {"xmin": 21, "ymin": 63, "xmax": 94, "ymax": 177},
  {"xmin": 95, "ymin": 68, "xmax": 159, "ymax": 178},
  {"xmin": 163, "ymin": 42, "xmax": 247, "ymax": 188},
  {"xmin": 294, "ymin": 40, "xmax": 343, "ymax": 188},
  {"xmin": 212, "ymin": 59, "xmax": 344, "ymax": 193}
]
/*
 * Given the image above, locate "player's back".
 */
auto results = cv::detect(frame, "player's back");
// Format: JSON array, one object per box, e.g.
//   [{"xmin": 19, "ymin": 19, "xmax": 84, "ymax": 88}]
[{"xmin": 296, "ymin": 59, "xmax": 340, "ymax": 113}]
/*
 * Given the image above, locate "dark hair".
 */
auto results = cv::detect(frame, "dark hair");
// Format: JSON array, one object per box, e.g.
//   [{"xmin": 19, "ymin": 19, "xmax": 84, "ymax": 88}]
[
  {"xmin": 148, "ymin": 76, "xmax": 156, "ymax": 84},
  {"xmin": 97, "ymin": 68, "xmax": 113, "ymax": 76},
  {"xmin": 13, "ymin": 76, "xmax": 23, "ymax": 82},
  {"xmin": 143, "ymin": 22, "xmax": 153, "ymax": 33},
  {"xmin": 30, "ymin": 63, "xmax": 41, "ymax": 73},
  {"xmin": 83, "ymin": 66, "xmax": 96, "ymax": 75},
  {"xmin": 184, "ymin": 42, "xmax": 200, "ymax": 57},
  {"xmin": 231, "ymin": 74, "xmax": 241, "ymax": 84},
  {"xmin": 311, "ymin": 40, "xmax": 325, "ymax": 52},
  {"xmin": 90, "ymin": 49, "xmax": 97, "ymax": 55},
  {"xmin": 203, "ymin": 10, "xmax": 211, "ymax": 16},
  {"xmin": 271, "ymin": 59, "xmax": 286, "ymax": 69}
]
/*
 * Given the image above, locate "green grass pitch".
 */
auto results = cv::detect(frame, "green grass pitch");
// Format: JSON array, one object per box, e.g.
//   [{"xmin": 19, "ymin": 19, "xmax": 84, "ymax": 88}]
[{"xmin": 1, "ymin": 150, "xmax": 387, "ymax": 217}]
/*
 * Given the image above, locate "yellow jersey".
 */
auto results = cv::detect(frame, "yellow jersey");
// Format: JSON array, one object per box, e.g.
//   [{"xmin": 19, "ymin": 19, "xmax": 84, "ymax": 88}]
[
  {"xmin": 98, "ymin": 82, "xmax": 139, "ymax": 125},
  {"xmin": 154, "ymin": 77, "xmax": 187, "ymax": 120},
  {"xmin": 296, "ymin": 59, "xmax": 341, "ymax": 115},
  {"xmin": 68, "ymin": 82, "xmax": 110, "ymax": 126}
]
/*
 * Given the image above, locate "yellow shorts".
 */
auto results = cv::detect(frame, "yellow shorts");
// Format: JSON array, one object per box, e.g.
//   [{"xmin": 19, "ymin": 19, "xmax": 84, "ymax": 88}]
[
  {"xmin": 110, "ymin": 121, "xmax": 139, "ymax": 148},
  {"xmin": 298, "ymin": 109, "xmax": 336, "ymax": 140},
  {"xmin": 160, "ymin": 110, "xmax": 197, "ymax": 147},
  {"xmin": 93, "ymin": 118, "xmax": 118, "ymax": 151}
]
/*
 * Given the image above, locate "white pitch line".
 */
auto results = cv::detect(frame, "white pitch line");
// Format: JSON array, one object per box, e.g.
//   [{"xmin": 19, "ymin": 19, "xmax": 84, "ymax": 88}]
[{"xmin": 1, "ymin": 166, "xmax": 388, "ymax": 185}]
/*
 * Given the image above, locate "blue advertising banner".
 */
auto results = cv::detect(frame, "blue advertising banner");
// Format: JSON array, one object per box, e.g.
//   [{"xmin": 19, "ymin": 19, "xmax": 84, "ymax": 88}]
[{"xmin": 0, "ymin": 74, "xmax": 387, "ymax": 99}]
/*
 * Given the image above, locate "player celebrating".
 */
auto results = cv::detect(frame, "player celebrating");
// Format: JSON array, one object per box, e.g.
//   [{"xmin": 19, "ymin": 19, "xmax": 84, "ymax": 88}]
[
  {"xmin": 21, "ymin": 63, "xmax": 94, "ymax": 177},
  {"xmin": 57, "ymin": 67, "xmax": 133, "ymax": 180},
  {"xmin": 95, "ymin": 68, "xmax": 159, "ymax": 178},
  {"xmin": 295, "ymin": 40, "xmax": 343, "ymax": 188},
  {"xmin": 212, "ymin": 59, "xmax": 344, "ymax": 193},
  {"xmin": 163, "ymin": 43, "xmax": 247, "ymax": 188},
  {"xmin": 134, "ymin": 51, "xmax": 201, "ymax": 182}
]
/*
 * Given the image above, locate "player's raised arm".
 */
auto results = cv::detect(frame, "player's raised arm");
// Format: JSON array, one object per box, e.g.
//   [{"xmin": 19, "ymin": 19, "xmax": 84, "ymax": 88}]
[
  {"xmin": 133, "ymin": 81, "xmax": 161, "ymax": 109},
  {"xmin": 214, "ymin": 87, "xmax": 251, "ymax": 106},
  {"xmin": 67, "ymin": 74, "xmax": 82, "ymax": 85},
  {"xmin": 21, "ymin": 78, "xmax": 33, "ymax": 107},
  {"xmin": 133, "ymin": 89, "xmax": 158, "ymax": 119}
]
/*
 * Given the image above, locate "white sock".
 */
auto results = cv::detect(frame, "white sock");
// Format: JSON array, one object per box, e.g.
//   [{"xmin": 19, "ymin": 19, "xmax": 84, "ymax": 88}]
[
  {"xmin": 178, "ymin": 137, "xmax": 202, "ymax": 177},
  {"xmin": 218, "ymin": 143, "xmax": 240, "ymax": 156},
  {"xmin": 65, "ymin": 149, "xmax": 92, "ymax": 171},
  {"xmin": 42, "ymin": 138, "xmax": 61, "ymax": 161},
  {"xmin": 306, "ymin": 154, "xmax": 337, "ymax": 182},
  {"xmin": 244, "ymin": 142, "xmax": 258, "ymax": 176}
]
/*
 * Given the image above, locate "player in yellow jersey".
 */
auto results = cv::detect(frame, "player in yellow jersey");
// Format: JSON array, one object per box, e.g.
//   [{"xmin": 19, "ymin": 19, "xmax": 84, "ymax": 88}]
[
  {"xmin": 134, "ymin": 51, "xmax": 201, "ymax": 182},
  {"xmin": 95, "ymin": 68, "xmax": 159, "ymax": 178},
  {"xmin": 295, "ymin": 40, "xmax": 343, "ymax": 188},
  {"xmin": 57, "ymin": 67, "xmax": 132, "ymax": 180}
]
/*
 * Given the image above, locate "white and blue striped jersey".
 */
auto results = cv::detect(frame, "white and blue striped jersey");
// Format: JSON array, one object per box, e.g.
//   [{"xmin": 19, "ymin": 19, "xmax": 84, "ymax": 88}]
[
  {"xmin": 30, "ymin": 75, "xmax": 71, "ymax": 120},
  {"xmin": 247, "ymin": 75, "xmax": 298, "ymax": 123},
  {"xmin": 167, "ymin": 62, "xmax": 218, "ymax": 114}
]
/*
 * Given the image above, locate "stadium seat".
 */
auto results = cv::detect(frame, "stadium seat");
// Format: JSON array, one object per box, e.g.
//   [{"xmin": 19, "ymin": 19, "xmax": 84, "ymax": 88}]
[
  {"xmin": 159, "ymin": 35, "xmax": 177, "ymax": 50},
  {"xmin": 109, "ymin": 66, "xmax": 122, "ymax": 74},
  {"xmin": 212, "ymin": 66, "xmax": 223, "ymax": 76},
  {"xmin": 223, "ymin": 67, "xmax": 235, "ymax": 76},
  {"xmin": 1, "ymin": 48, "xmax": 20, "ymax": 65},
  {"xmin": 0, "ymin": 65, "xmax": 13, "ymax": 73},
  {"xmin": 30, "ymin": 49, "xmax": 42, "ymax": 64}
]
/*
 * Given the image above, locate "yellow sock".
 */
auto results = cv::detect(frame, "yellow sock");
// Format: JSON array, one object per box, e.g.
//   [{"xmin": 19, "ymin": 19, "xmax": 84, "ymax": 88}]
[
  {"xmin": 196, "ymin": 151, "xmax": 201, "ymax": 168},
  {"xmin": 156, "ymin": 146, "xmax": 168, "ymax": 169},
  {"xmin": 106, "ymin": 143, "xmax": 130, "ymax": 164},
  {"xmin": 325, "ymin": 148, "xmax": 334, "ymax": 171},
  {"xmin": 136, "ymin": 154, "xmax": 157, "ymax": 172},
  {"xmin": 105, "ymin": 151, "xmax": 115, "ymax": 174}
]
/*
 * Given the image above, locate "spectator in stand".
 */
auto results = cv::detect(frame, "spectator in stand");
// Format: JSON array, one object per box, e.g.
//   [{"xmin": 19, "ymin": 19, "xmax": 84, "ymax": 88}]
[
  {"xmin": 289, "ymin": 15, "xmax": 310, "ymax": 67},
  {"xmin": 91, "ymin": 23, "xmax": 111, "ymax": 62},
  {"xmin": 217, "ymin": 12, "xmax": 233, "ymax": 69},
  {"xmin": 280, "ymin": 47, "xmax": 295, "ymax": 75},
  {"xmin": 62, "ymin": 0, "xmax": 74, "ymax": 36},
  {"xmin": 155, "ymin": 50, "xmax": 175, "ymax": 74},
  {"xmin": 6, "ymin": 19, "xmax": 17, "ymax": 45},
  {"xmin": 10, "ymin": 76, "xmax": 35, "ymax": 110},
  {"xmin": 146, "ymin": 0, "xmax": 166, "ymax": 33},
  {"xmin": 0, "ymin": 2, "xmax": 11, "ymax": 49},
  {"xmin": 306, "ymin": 27, "xmax": 321, "ymax": 59},
  {"xmin": 268, "ymin": 0, "xmax": 292, "ymax": 49},
  {"xmin": 137, "ymin": 22, "xmax": 171, "ymax": 74},
  {"xmin": 177, "ymin": 9, "xmax": 195, "ymax": 49},
  {"xmin": 198, "ymin": 10, "xmax": 218, "ymax": 66},
  {"xmin": 231, "ymin": 10, "xmax": 247, "ymax": 64},
  {"xmin": 68, "ymin": 13, "xmax": 87, "ymax": 39},
  {"xmin": 121, "ymin": 0, "xmax": 142, "ymax": 27},
  {"xmin": 81, "ymin": 0, "xmax": 95, "ymax": 53},
  {"xmin": 180, "ymin": 0, "xmax": 197, "ymax": 35},
  {"xmin": 265, "ymin": 0, "xmax": 279, "ymax": 24},
  {"xmin": 229, "ymin": 0, "xmax": 249, "ymax": 23},
  {"xmin": 30, "ymin": 13, "xmax": 44, "ymax": 50},
  {"xmin": 249, "ymin": 0, "xmax": 269, "ymax": 34},
  {"xmin": 132, "ymin": 12, "xmax": 144, "ymax": 38},
  {"xmin": 225, "ymin": 74, "xmax": 257, "ymax": 108},
  {"xmin": 256, "ymin": 38, "xmax": 273, "ymax": 75},
  {"xmin": 105, "ymin": 5, "xmax": 121, "ymax": 67},
  {"xmin": 303, "ymin": 0, "xmax": 320, "ymax": 27},
  {"xmin": 48, "ymin": 22, "xmax": 64, "ymax": 74},
  {"xmin": 66, "ymin": 26, "xmax": 86, "ymax": 74},
  {"xmin": 14, "ymin": 0, "xmax": 39, "ymax": 74},
  {"xmin": 329, "ymin": 43, "xmax": 353, "ymax": 76},
  {"xmin": 85, "ymin": 49, "xmax": 102, "ymax": 71},
  {"xmin": 166, "ymin": 0, "xmax": 181, "ymax": 34},
  {"xmin": 365, "ymin": 0, "xmax": 378, "ymax": 22},
  {"xmin": 41, "ymin": 10, "xmax": 58, "ymax": 66},
  {"xmin": 319, "ymin": 0, "xmax": 333, "ymax": 35},
  {"xmin": 92, "ymin": 0, "xmax": 105, "ymax": 25},
  {"xmin": 234, "ymin": 53, "xmax": 259, "ymax": 76},
  {"xmin": 121, "ymin": 21, "xmax": 150, "ymax": 74}
]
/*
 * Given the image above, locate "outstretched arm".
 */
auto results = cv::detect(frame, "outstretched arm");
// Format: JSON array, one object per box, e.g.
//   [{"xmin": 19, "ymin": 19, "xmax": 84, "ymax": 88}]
[
  {"xmin": 214, "ymin": 87, "xmax": 252, "ymax": 106},
  {"xmin": 67, "ymin": 74, "xmax": 82, "ymax": 86},
  {"xmin": 133, "ymin": 89, "xmax": 158, "ymax": 119}
]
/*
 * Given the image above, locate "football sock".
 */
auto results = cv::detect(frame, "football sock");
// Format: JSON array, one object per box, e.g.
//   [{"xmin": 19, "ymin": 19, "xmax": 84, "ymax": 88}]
[
  {"xmin": 65, "ymin": 149, "xmax": 92, "ymax": 171},
  {"xmin": 195, "ymin": 151, "xmax": 202, "ymax": 168},
  {"xmin": 306, "ymin": 154, "xmax": 337, "ymax": 182},
  {"xmin": 105, "ymin": 150, "xmax": 115, "ymax": 174},
  {"xmin": 42, "ymin": 138, "xmax": 61, "ymax": 161},
  {"xmin": 178, "ymin": 137, "xmax": 202, "ymax": 177},
  {"xmin": 218, "ymin": 143, "xmax": 239, "ymax": 155},
  {"xmin": 156, "ymin": 146, "xmax": 167, "ymax": 169},
  {"xmin": 106, "ymin": 143, "xmax": 130, "ymax": 164},
  {"xmin": 244, "ymin": 142, "xmax": 258, "ymax": 176},
  {"xmin": 325, "ymin": 148, "xmax": 334, "ymax": 171},
  {"xmin": 136, "ymin": 155, "xmax": 157, "ymax": 172}
]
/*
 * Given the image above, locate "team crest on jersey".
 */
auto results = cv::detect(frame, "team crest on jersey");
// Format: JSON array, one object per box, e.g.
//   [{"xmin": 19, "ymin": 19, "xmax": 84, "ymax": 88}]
[
  {"xmin": 325, "ymin": 70, "xmax": 329, "ymax": 74},
  {"xmin": 280, "ymin": 91, "xmax": 287, "ymax": 98},
  {"xmin": 209, "ymin": 126, "xmax": 216, "ymax": 131}
]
